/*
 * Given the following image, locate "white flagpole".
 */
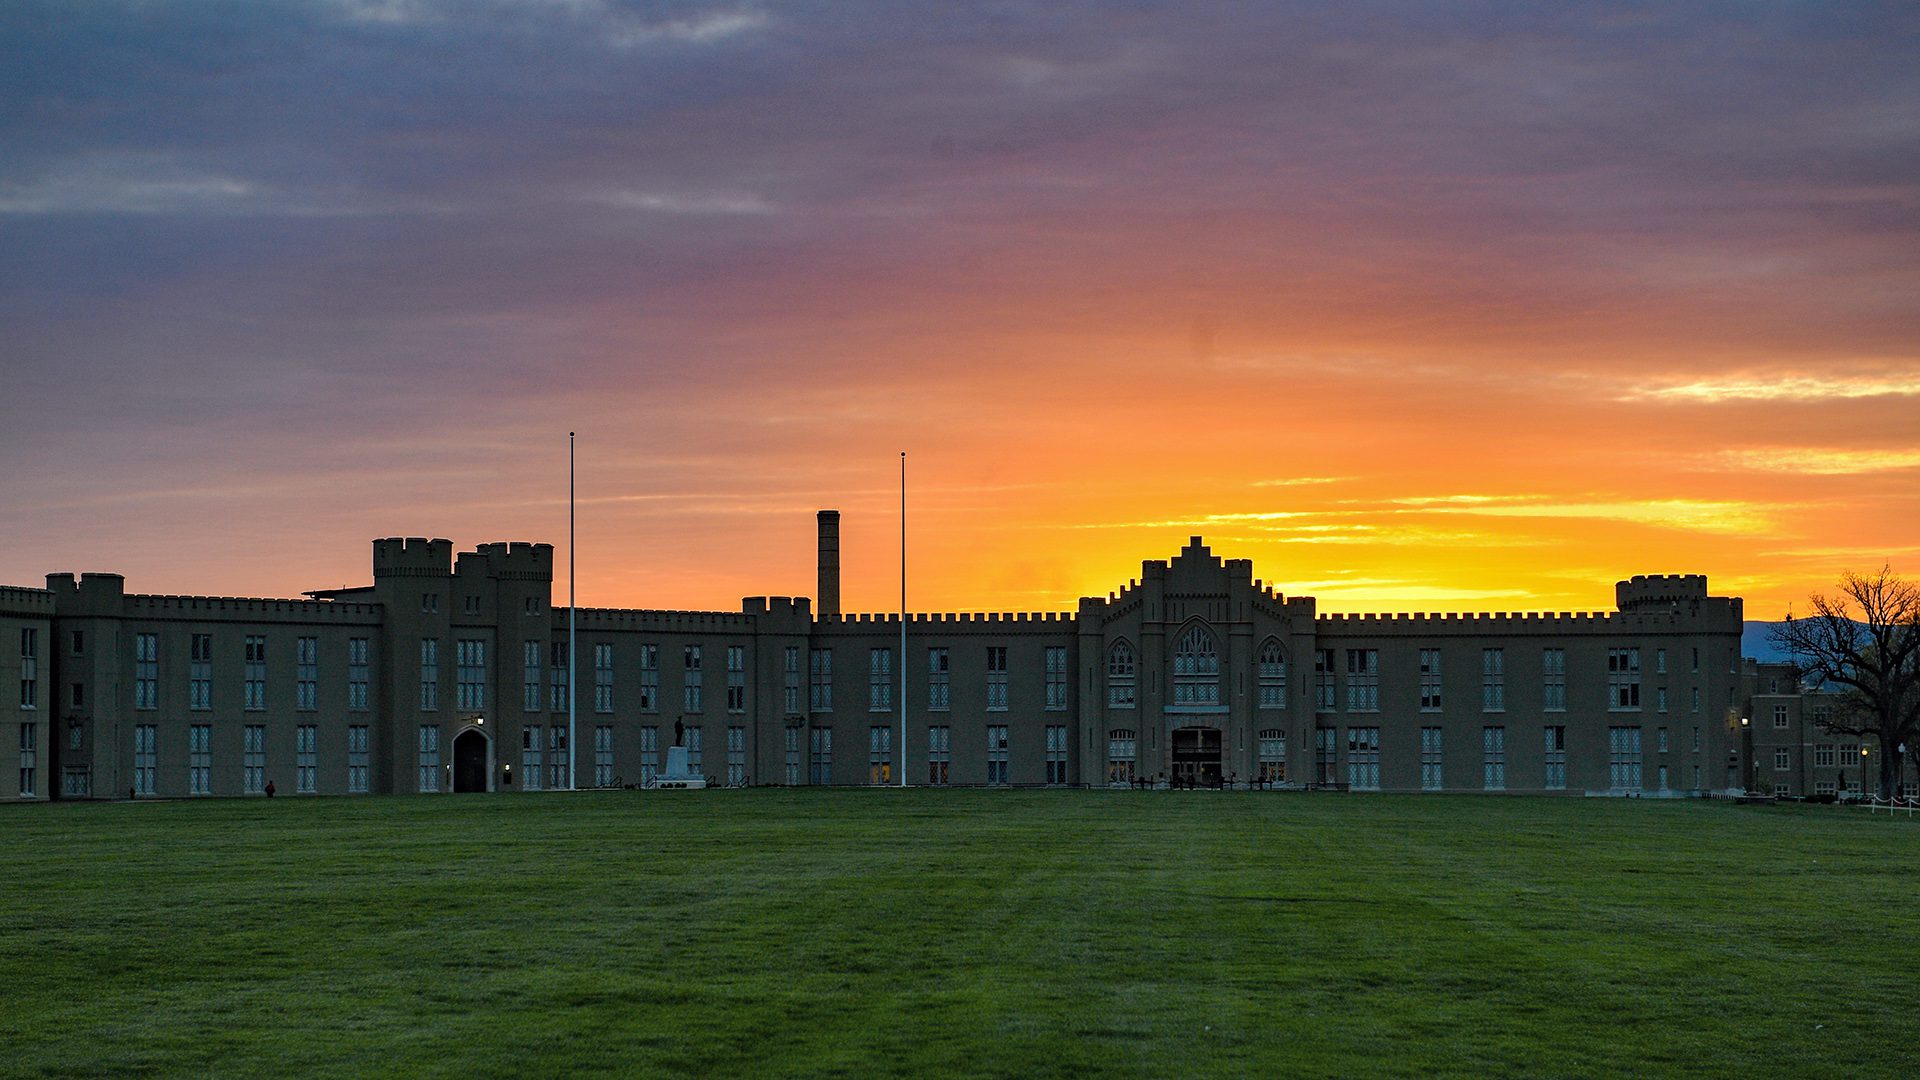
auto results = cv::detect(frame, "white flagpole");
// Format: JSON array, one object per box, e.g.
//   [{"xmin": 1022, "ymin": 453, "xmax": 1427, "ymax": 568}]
[
  {"xmin": 568, "ymin": 431, "xmax": 577, "ymax": 791},
  {"xmin": 899, "ymin": 450, "xmax": 907, "ymax": 788}
]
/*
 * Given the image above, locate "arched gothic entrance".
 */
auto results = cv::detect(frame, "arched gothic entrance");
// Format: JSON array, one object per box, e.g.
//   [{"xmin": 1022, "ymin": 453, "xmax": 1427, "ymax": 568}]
[
  {"xmin": 1171, "ymin": 726, "xmax": 1223, "ymax": 787},
  {"xmin": 453, "ymin": 729, "xmax": 491, "ymax": 792}
]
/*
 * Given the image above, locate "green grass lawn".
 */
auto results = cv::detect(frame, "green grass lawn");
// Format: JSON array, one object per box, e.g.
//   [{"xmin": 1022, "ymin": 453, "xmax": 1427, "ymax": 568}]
[{"xmin": 3, "ymin": 791, "xmax": 1916, "ymax": 1078}]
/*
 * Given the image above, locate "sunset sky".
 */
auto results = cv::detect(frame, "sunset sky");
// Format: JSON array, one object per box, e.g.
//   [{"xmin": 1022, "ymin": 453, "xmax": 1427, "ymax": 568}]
[{"xmin": 3, "ymin": 2, "xmax": 1916, "ymax": 619}]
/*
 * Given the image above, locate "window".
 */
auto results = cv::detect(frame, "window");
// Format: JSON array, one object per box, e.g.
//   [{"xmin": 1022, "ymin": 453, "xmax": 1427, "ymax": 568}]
[
  {"xmin": 596, "ymin": 643, "xmax": 615, "ymax": 713},
  {"xmin": 1692, "ymin": 726, "xmax": 1702, "ymax": 752},
  {"xmin": 1607, "ymin": 648, "xmax": 1641, "ymax": 709},
  {"xmin": 987, "ymin": 725, "xmax": 1009, "ymax": 785},
  {"xmin": 1657, "ymin": 727, "xmax": 1669, "ymax": 754},
  {"xmin": 1345, "ymin": 650, "xmax": 1379, "ymax": 712},
  {"xmin": 1481, "ymin": 649, "xmax": 1504, "ymax": 712},
  {"xmin": 134, "ymin": 634, "xmax": 158, "ymax": 711},
  {"xmin": 685, "ymin": 726, "xmax": 702, "ymax": 775},
  {"xmin": 1174, "ymin": 626, "xmax": 1220, "ymax": 706},
  {"xmin": 1419, "ymin": 649, "xmax": 1442, "ymax": 711},
  {"xmin": 1107, "ymin": 642, "xmax": 1136, "ymax": 709},
  {"xmin": 1258, "ymin": 641, "xmax": 1287, "ymax": 710},
  {"xmin": 1045, "ymin": 647, "xmax": 1068, "ymax": 711},
  {"xmin": 1774, "ymin": 748, "xmax": 1790, "ymax": 771},
  {"xmin": 1691, "ymin": 647, "xmax": 1699, "ymax": 673},
  {"xmin": 1482, "ymin": 726, "xmax": 1506, "ymax": 790},
  {"xmin": 522, "ymin": 726, "xmax": 544, "ymax": 791},
  {"xmin": 1773, "ymin": 704, "xmax": 1789, "ymax": 729},
  {"xmin": 524, "ymin": 596, "xmax": 542, "ymax": 615},
  {"xmin": 1420, "ymin": 726, "xmax": 1443, "ymax": 791},
  {"xmin": 549, "ymin": 641, "xmax": 569, "ymax": 713},
  {"xmin": 296, "ymin": 637, "xmax": 317, "ymax": 711},
  {"xmin": 869, "ymin": 648, "xmax": 893, "ymax": 712},
  {"xmin": 1107, "ymin": 729, "xmax": 1136, "ymax": 785},
  {"xmin": 1656, "ymin": 648, "xmax": 1667, "ymax": 674},
  {"xmin": 191, "ymin": 633, "xmax": 212, "ymax": 711},
  {"xmin": 727, "ymin": 725, "xmax": 746, "ymax": 785},
  {"xmin": 1257, "ymin": 728, "xmax": 1286, "ymax": 784},
  {"xmin": 1608, "ymin": 726, "xmax": 1643, "ymax": 791},
  {"xmin": 1543, "ymin": 726, "xmax": 1566, "ymax": 790},
  {"xmin": 928, "ymin": 725, "xmax": 951, "ymax": 785},
  {"xmin": 868, "ymin": 725, "xmax": 893, "ymax": 785},
  {"xmin": 1815, "ymin": 743, "xmax": 1835, "ymax": 768},
  {"xmin": 243, "ymin": 636, "xmax": 267, "ymax": 711},
  {"xmin": 549, "ymin": 725, "xmax": 568, "ymax": 789},
  {"xmin": 296, "ymin": 725, "xmax": 317, "ymax": 794},
  {"xmin": 70, "ymin": 630, "xmax": 84, "ymax": 656},
  {"xmin": 520, "ymin": 640, "xmax": 538, "ymax": 712},
  {"xmin": 683, "ymin": 646, "xmax": 703, "ymax": 713},
  {"xmin": 347, "ymin": 638, "xmax": 369, "ymax": 712},
  {"xmin": 641, "ymin": 725, "xmax": 659, "ymax": 785},
  {"xmin": 809, "ymin": 727, "xmax": 832, "ymax": 785},
  {"xmin": 464, "ymin": 594, "xmax": 480, "ymax": 616},
  {"xmin": 809, "ymin": 649, "xmax": 832, "ymax": 712},
  {"xmin": 784, "ymin": 726, "xmax": 802, "ymax": 786},
  {"xmin": 928, "ymin": 648, "xmax": 951, "ymax": 711},
  {"xmin": 408, "ymin": 638, "xmax": 436, "ymax": 712},
  {"xmin": 1542, "ymin": 648, "xmax": 1565, "ymax": 712},
  {"xmin": 418, "ymin": 725, "xmax": 441, "ymax": 792},
  {"xmin": 456, "ymin": 640, "xmax": 487, "ymax": 711},
  {"xmin": 18, "ymin": 629, "xmax": 36, "ymax": 711},
  {"xmin": 1314, "ymin": 651, "xmax": 1336, "ymax": 711},
  {"xmin": 347, "ymin": 725, "xmax": 369, "ymax": 793},
  {"xmin": 1816, "ymin": 778, "xmax": 1837, "ymax": 796},
  {"xmin": 595, "ymin": 725, "xmax": 616, "ymax": 787},
  {"xmin": 69, "ymin": 719, "xmax": 82, "ymax": 751},
  {"xmin": 421, "ymin": 592, "xmax": 438, "ymax": 614},
  {"xmin": 1658, "ymin": 764, "xmax": 1670, "ymax": 791},
  {"xmin": 1315, "ymin": 727, "xmax": 1337, "ymax": 784},
  {"xmin": 70, "ymin": 682, "xmax": 83, "ymax": 709},
  {"xmin": 244, "ymin": 724, "xmax": 266, "ymax": 794},
  {"xmin": 986, "ymin": 647, "xmax": 1008, "ymax": 711},
  {"xmin": 639, "ymin": 644, "xmax": 659, "ymax": 711},
  {"xmin": 1346, "ymin": 727, "xmax": 1380, "ymax": 790},
  {"xmin": 1045, "ymin": 724, "xmax": 1068, "ymax": 785},
  {"xmin": 727, "ymin": 646, "xmax": 746, "ymax": 714},
  {"xmin": 189, "ymin": 724, "xmax": 212, "ymax": 795},
  {"xmin": 134, "ymin": 725, "xmax": 157, "ymax": 795},
  {"xmin": 19, "ymin": 724, "xmax": 37, "ymax": 797},
  {"xmin": 784, "ymin": 647, "xmax": 802, "ymax": 715},
  {"xmin": 1691, "ymin": 687, "xmax": 1700, "ymax": 713},
  {"xmin": 63, "ymin": 767, "xmax": 88, "ymax": 798},
  {"xmin": 1656, "ymin": 687, "xmax": 1668, "ymax": 712}
]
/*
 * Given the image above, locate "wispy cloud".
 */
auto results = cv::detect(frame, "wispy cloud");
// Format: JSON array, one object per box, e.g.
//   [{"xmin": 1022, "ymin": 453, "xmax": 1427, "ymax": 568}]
[
  {"xmin": 584, "ymin": 189, "xmax": 775, "ymax": 215},
  {"xmin": 1623, "ymin": 371, "xmax": 1920, "ymax": 403},
  {"xmin": 1712, "ymin": 448, "xmax": 1920, "ymax": 475},
  {"xmin": 1252, "ymin": 476, "xmax": 1353, "ymax": 487}
]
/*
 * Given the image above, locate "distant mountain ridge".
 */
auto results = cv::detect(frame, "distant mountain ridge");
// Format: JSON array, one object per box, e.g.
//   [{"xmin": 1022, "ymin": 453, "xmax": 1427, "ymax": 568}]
[{"xmin": 1742, "ymin": 621, "xmax": 1794, "ymax": 664}]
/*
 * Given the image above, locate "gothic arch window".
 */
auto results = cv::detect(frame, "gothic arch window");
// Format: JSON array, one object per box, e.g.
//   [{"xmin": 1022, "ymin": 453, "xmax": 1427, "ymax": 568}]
[
  {"xmin": 1107, "ymin": 641, "xmax": 1137, "ymax": 709},
  {"xmin": 1173, "ymin": 624, "xmax": 1220, "ymax": 706},
  {"xmin": 1258, "ymin": 638, "xmax": 1287, "ymax": 710}
]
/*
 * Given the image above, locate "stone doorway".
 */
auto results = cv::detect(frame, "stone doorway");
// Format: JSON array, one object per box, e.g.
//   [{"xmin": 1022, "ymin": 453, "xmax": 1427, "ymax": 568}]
[
  {"xmin": 1171, "ymin": 726, "xmax": 1223, "ymax": 787},
  {"xmin": 453, "ymin": 729, "xmax": 490, "ymax": 792}
]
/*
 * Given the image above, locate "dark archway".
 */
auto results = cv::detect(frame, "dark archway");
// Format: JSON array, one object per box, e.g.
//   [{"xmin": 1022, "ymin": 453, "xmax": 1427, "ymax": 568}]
[
  {"xmin": 453, "ymin": 730, "xmax": 489, "ymax": 792},
  {"xmin": 1171, "ymin": 726, "xmax": 1223, "ymax": 787}
]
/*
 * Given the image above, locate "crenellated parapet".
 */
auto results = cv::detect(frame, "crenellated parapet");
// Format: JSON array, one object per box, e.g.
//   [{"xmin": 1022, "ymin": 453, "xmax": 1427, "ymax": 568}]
[
  {"xmin": 0, "ymin": 585, "xmax": 55, "ymax": 617},
  {"xmin": 462, "ymin": 541, "xmax": 554, "ymax": 583},
  {"xmin": 1616, "ymin": 574, "xmax": 1710, "ymax": 611},
  {"xmin": 119, "ymin": 594, "xmax": 384, "ymax": 622},
  {"xmin": 816, "ymin": 611, "xmax": 1079, "ymax": 634},
  {"xmin": 373, "ymin": 537, "xmax": 452, "ymax": 579},
  {"xmin": 561, "ymin": 607, "xmax": 759, "ymax": 634}
]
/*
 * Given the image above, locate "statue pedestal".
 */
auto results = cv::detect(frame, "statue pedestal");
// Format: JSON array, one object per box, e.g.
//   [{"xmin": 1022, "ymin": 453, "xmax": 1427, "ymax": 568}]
[{"xmin": 656, "ymin": 744, "xmax": 706, "ymax": 789}]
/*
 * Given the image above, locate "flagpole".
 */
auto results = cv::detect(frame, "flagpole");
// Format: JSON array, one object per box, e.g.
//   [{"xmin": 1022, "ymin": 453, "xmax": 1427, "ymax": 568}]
[
  {"xmin": 899, "ymin": 450, "xmax": 907, "ymax": 788},
  {"xmin": 568, "ymin": 431, "xmax": 577, "ymax": 791}
]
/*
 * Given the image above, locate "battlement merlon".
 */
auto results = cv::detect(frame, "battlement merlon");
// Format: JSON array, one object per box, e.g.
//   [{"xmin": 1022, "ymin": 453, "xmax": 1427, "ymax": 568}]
[
  {"xmin": 372, "ymin": 537, "xmax": 452, "ymax": 578},
  {"xmin": 44, "ymin": 572, "xmax": 125, "ymax": 617},
  {"xmin": 1, "ymin": 584, "xmax": 57, "ymax": 617}
]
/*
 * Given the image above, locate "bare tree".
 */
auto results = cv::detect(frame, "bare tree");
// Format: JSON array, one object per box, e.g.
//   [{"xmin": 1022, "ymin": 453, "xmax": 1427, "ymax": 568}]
[{"xmin": 1771, "ymin": 566, "xmax": 1920, "ymax": 799}]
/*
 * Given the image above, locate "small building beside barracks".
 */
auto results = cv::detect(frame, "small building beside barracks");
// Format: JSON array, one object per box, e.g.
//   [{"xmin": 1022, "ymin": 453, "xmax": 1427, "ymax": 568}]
[{"xmin": 8, "ymin": 509, "xmax": 1896, "ymax": 800}]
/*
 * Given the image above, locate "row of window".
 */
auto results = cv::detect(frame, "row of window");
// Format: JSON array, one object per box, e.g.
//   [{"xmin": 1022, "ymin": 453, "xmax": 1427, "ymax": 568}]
[
  {"xmin": 1295, "ymin": 646, "xmax": 1694, "ymax": 715},
  {"xmin": 130, "ymin": 634, "xmax": 369, "ymax": 713}
]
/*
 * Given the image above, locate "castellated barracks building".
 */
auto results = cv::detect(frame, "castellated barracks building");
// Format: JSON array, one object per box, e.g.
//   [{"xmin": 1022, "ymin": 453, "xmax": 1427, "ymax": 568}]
[{"xmin": 0, "ymin": 510, "xmax": 1894, "ymax": 802}]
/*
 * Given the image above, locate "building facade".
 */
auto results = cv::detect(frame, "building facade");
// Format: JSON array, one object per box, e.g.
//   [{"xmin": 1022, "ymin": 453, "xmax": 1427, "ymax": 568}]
[{"xmin": 9, "ymin": 510, "xmax": 1903, "ymax": 800}]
